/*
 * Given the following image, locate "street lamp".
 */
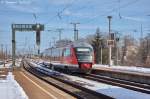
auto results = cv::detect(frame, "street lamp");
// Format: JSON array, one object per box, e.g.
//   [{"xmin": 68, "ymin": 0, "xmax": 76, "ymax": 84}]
[{"xmin": 107, "ymin": 16, "xmax": 112, "ymax": 66}]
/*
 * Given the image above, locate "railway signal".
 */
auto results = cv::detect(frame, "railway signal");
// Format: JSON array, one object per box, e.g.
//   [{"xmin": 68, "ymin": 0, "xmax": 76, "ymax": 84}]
[
  {"xmin": 11, "ymin": 24, "xmax": 44, "ymax": 68},
  {"xmin": 107, "ymin": 40, "xmax": 114, "ymax": 47}
]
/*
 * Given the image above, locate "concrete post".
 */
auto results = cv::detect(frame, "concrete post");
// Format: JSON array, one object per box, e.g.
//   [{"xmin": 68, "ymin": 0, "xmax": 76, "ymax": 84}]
[{"xmin": 12, "ymin": 26, "xmax": 16, "ymax": 69}]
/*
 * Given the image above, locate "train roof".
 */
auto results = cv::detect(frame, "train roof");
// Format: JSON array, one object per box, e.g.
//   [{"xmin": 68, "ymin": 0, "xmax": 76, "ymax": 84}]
[
  {"xmin": 70, "ymin": 41, "xmax": 93, "ymax": 48},
  {"xmin": 42, "ymin": 41, "xmax": 93, "ymax": 53}
]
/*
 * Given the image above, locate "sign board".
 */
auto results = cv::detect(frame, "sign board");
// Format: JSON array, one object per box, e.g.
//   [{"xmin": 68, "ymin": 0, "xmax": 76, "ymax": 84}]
[
  {"xmin": 32, "ymin": 24, "xmax": 44, "ymax": 31},
  {"xmin": 12, "ymin": 24, "xmax": 44, "ymax": 31},
  {"xmin": 107, "ymin": 40, "xmax": 114, "ymax": 46}
]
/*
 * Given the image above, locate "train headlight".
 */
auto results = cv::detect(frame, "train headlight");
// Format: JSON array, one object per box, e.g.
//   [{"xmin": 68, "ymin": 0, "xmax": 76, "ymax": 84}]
[{"xmin": 90, "ymin": 56, "xmax": 92, "ymax": 59}]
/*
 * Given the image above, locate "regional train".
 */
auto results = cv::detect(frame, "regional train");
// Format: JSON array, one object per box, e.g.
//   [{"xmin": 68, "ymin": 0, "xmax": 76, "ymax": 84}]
[{"xmin": 42, "ymin": 41, "xmax": 95, "ymax": 73}]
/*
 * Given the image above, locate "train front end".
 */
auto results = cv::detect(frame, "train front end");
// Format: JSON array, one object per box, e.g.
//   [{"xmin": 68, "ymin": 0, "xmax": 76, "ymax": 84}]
[{"xmin": 74, "ymin": 44, "xmax": 94, "ymax": 73}]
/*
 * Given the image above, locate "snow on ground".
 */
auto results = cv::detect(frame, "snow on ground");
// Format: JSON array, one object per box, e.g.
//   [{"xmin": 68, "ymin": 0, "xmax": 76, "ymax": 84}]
[
  {"xmin": 0, "ymin": 72, "xmax": 28, "ymax": 99},
  {"xmin": 0, "ymin": 59, "xmax": 22, "ymax": 68},
  {"xmin": 0, "ymin": 59, "xmax": 28, "ymax": 99},
  {"xmin": 93, "ymin": 64, "xmax": 150, "ymax": 74},
  {"xmin": 0, "ymin": 63, "xmax": 12, "ymax": 68},
  {"xmin": 30, "ymin": 60, "xmax": 150, "ymax": 99}
]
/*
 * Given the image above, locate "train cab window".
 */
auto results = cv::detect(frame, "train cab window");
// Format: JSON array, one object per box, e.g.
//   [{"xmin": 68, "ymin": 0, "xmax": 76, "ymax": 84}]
[
  {"xmin": 64, "ymin": 48, "xmax": 71, "ymax": 56},
  {"xmin": 75, "ymin": 47, "xmax": 92, "ymax": 53},
  {"xmin": 75, "ymin": 47, "xmax": 93, "ymax": 62}
]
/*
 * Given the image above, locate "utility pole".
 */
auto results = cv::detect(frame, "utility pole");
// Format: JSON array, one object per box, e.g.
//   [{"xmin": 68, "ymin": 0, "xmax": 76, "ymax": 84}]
[
  {"xmin": 107, "ymin": 16, "xmax": 112, "ymax": 66},
  {"xmin": 0, "ymin": 44, "xmax": 5, "ymax": 67},
  {"xmin": 12, "ymin": 26, "xmax": 16, "ymax": 68},
  {"xmin": 70, "ymin": 22, "xmax": 80, "ymax": 41},
  {"xmin": 5, "ymin": 45, "xmax": 7, "ymax": 60},
  {"xmin": 52, "ymin": 37, "xmax": 56, "ymax": 46},
  {"xmin": 4, "ymin": 44, "xmax": 7, "ymax": 67},
  {"xmin": 140, "ymin": 24, "xmax": 143, "ymax": 44},
  {"xmin": 49, "ymin": 41, "xmax": 52, "ymax": 48},
  {"xmin": 115, "ymin": 33, "xmax": 120, "ymax": 65},
  {"xmin": 100, "ymin": 46, "xmax": 103, "ymax": 64},
  {"xmin": 56, "ymin": 28, "xmax": 63, "ymax": 41}
]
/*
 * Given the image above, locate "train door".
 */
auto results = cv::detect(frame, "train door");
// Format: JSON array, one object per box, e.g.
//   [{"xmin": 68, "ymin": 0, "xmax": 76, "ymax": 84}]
[{"xmin": 62, "ymin": 48, "xmax": 72, "ymax": 64}]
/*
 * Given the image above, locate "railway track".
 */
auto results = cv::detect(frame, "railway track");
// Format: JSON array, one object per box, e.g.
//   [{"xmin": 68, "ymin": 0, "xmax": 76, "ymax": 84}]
[
  {"xmin": 43, "ymin": 63, "xmax": 150, "ymax": 94},
  {"xmin": 80, "ymin": 73, "xmax": 150, "ymax": 94},
  {"xmin": 41, "ymin": 61, "xmax": 150, "ymax": 94},
  {"xmin": 23, "ymin": 60, "xmax": 114, "ymax": 99}
]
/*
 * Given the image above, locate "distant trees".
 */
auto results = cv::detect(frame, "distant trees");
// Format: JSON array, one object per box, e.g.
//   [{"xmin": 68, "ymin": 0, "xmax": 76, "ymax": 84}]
[
  {"xmin": 91, "ymin": 28, "xmax": 103, "ymax": 64},
  {"xmin": 117, "ymin": 33, "xmax": 150, "ymax": 67},
  {"xmin": 0, "ymin": 51, "xmax": 8, "ymax": 60},
  {"xmin": 86, "ymin": 28, "xmax": 108, "ymax": 64},
  {"xmin": 138, "ymin": 33, "xmax": 150, "ymax": 66},
  {"xmin": 121, "ymin": 35, "xmax": 139, "ymax": 66}
]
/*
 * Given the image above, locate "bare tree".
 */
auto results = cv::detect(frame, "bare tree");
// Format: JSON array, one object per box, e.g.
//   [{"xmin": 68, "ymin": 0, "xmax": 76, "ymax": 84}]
[
  {"xmin": 139, "ymin": 33, "xmax": 150, "ymax": 67},
  {"xmin": 121, "ymin": 35, "xmax": 139, "ymax": 66},
  {"xmin": 86, "ymin": 28, "xmax": 107, "ymax": 64}
]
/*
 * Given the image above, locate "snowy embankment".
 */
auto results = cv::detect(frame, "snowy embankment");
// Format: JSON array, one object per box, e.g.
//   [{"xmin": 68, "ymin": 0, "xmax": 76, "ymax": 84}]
[
  {"xmin": 0, "ymin": 72, "xmax": 28, "ymax": 99},
  {"xmin": 93, "ymin": 64, "xmax": 150, "ymax": 74}
]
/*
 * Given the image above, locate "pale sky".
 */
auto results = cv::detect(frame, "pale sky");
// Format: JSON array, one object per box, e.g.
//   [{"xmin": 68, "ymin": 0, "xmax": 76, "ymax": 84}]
[{"xmin": 0, "ymin": 0, "xmax": 150, "ymax": 53}]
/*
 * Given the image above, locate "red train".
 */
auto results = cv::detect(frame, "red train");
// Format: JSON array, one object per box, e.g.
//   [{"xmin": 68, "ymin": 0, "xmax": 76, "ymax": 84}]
[{"xmin": 42, "ymin": 42, "xmax": 95, "ymax": 73}]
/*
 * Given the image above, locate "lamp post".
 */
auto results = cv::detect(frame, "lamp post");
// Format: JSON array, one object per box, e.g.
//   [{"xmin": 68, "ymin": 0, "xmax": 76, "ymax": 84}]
[{"xmin": 107, "ymin": 16, "xmax": 112, "ymax": 66}]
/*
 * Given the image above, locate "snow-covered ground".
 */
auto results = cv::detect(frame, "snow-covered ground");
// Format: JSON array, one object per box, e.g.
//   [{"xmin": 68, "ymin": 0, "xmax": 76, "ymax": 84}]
[
  {"xmin": 0, "ymin": 59, "xmax": 21, "ymax": 68},
  {"xmin": 93, "ymin": 64, "xmax": 150, "ymax": 74},
  {"xmin": 0, "ymin": 59, "xmax": 28, "ymax": 99},
  {"xmin": 0, "ymin": 61, "xmax": 12, "ymax": 68},
  {"xmin": 0, "ymin": 72, "xmax": 28, "ymax": 99},
  {"xmin": 30, "ymin": 60, "xmax": 150, "ymax": 99}
]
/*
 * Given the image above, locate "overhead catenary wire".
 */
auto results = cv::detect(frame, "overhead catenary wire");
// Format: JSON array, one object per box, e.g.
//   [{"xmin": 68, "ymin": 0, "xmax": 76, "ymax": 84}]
[
  {"xmin": 45, "ymin": 0, "xmax": 119, "ymax": 26},
  {"xmin": 45, "ymin": 0, "xmax": 122, "ymax": 31},
  {"xmin": 82, "ymin": 0, "xmax": 140, "ymax": 24},
  {"xmin": 44, "ymin": 0, "xmax": 76, "ymax": 25}
]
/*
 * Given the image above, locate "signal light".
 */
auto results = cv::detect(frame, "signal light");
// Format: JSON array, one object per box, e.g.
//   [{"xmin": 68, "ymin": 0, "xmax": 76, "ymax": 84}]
[{"xmin": 110, "ymin": 33, "xmax": 115, "ymax": 40}]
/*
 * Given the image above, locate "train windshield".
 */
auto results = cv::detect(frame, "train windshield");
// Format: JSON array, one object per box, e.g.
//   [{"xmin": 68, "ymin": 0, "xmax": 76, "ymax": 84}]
[
  {"xmin": 75, "ymin": 47, "xmax": 93, "ymax": 62},
  {"xmin": 76, "ymin": 47, "xmax": 92, "ymax": 53}
]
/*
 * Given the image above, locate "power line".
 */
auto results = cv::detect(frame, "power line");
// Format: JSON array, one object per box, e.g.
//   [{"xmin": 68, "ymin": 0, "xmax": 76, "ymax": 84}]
[
  {"xmin": 45, "ymin": 0, "xmax": 76, "ymax": 25},
  {"xmin": 59, "ymin": 1, "xmax": 119, "ymax": 24},
  {"xmin": 82, "ymin": 0, "xmax": 140, "ymax": 24}
]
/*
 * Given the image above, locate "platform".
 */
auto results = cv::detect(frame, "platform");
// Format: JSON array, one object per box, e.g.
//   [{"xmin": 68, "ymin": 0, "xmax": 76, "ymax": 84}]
[{"xmin": 13, "ymin": 69, "xmax": 76, "ymax": 99}]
